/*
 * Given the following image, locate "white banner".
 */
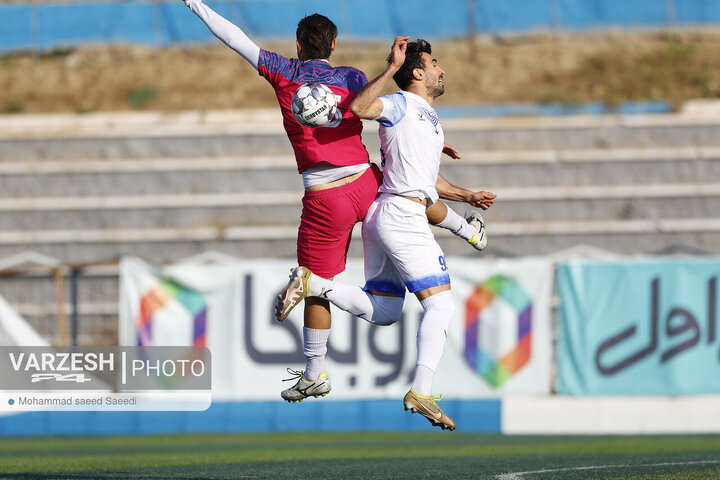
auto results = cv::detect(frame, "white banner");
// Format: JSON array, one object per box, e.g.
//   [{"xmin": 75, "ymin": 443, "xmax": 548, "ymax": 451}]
[
  {"xmin": 0, "ymin": 293, "xmax": 49, "ymax": 347},
  {"xmin": 119, "ymin": 255, "xmax": 553, "ymax": 400}
]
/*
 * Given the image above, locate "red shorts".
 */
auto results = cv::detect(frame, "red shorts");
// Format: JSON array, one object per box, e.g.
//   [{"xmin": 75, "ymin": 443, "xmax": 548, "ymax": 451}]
[{"xmin": 297, "ymin": 164, "xmax": 382, "ymax": 278}]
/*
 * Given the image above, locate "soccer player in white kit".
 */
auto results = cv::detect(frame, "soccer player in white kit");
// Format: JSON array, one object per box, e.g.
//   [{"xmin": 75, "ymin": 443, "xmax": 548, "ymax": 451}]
[
  {"xmin": 182, "ymin": 0, "xmax": 496, "ymax": 405},
  {"xmin": 276, "ymin": 36, "xmax": 496, "ymax": 430}
]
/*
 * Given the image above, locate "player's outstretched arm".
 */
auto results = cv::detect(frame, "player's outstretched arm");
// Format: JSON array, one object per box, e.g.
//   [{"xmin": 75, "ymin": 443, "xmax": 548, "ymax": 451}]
[
  {"xmin": 436, "ymin": 174, "xmax": 496, "ymax": 210},
  {"xmin": 350, "ymin": 35, "xmax": 409, "ymax": 119},
  {"xmin": 183, "ymin": 0, "xmax": 260, "ymax": 69}
]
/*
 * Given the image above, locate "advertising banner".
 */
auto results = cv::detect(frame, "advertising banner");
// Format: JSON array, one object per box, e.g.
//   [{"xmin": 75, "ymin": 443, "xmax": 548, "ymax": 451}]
[
  {"xmin": 120, "ymin": 255, "xmax": 553, "ymax": 400},
  {"xmin": 0, "ymin": 293, "xmax": 49, "ymax": 347},
  {"xmin": 556, "ymin": 258, "xmax": 720, "ymax": 395}
]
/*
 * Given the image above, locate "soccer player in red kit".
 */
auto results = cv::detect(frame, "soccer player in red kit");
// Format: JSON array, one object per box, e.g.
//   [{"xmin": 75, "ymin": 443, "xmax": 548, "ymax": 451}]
[{"xmin": 183, "ymin": 0, "xmax": 495, "ymax": 401}]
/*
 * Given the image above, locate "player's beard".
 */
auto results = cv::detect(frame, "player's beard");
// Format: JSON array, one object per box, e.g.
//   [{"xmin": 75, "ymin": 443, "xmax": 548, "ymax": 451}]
[{"xmin": 427, "ymin": 75, "xmax": 445, "ymax": 98}]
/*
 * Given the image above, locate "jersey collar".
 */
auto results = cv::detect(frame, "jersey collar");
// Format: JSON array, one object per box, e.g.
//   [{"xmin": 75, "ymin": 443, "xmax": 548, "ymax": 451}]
[
  {"xmin": 399, "ymin": 90, "xmax": 433, "ymax": 109},
  {"xmin": 302, "ymin": 59, "xmax": 331, "ymax": 65}
]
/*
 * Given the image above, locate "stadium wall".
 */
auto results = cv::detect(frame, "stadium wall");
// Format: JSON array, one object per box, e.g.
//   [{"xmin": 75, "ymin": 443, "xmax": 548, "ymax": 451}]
[
  {"xmin": 3, "ymin": 396, "xmax": 720, "ymax": 435},
  {"xmin": 1, "ymin": 0, "xmax": 719, "ymax": 53},
  {"xmin": 0, "ymin": 258, "xmax": 720, "ymax": 435},
  {"xmin": 0, "ymin": 400, "xmax": 502, "ymax": 435}
]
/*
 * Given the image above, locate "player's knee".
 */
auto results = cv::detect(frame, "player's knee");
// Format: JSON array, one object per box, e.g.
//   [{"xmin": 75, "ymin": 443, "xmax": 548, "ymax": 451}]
[
  {"xmin": 368, "ymin": 294, "xmax": 404, "ymax": 326},
  {"xmin": 420, "ymin": 290, "xmax": 455, "ymax": 317}
]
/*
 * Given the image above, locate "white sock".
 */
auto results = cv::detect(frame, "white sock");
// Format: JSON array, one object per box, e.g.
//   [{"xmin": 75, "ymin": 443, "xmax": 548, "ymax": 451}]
[
  {"xmin": 308, "ymin": 276, "xmax": 403, "ymax": 326},
  {"xmin": 412, "ymin": 365, "xmax": 435, "ymax": 396},
  {"xmin": 436, "ymin": 208, "xmax": 475, "ymax": 240},
  {"xmin": 412, "ymin": 290, "xmax": 455, "ymax": 395},
  {"xmin": 308, "ymin": 274, "xmax": 335, "ymax": 299},
  {"xmin": 303, "ymin": 327, "xmax": 330, "ymax": 381}
]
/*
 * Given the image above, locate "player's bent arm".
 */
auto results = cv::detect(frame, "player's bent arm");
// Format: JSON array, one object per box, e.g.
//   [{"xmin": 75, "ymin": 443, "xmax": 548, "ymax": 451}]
[
  {"xmin": 184, "ymin": 0, "xmax": 260, "ymax": 69},
  {"xmin": 436, "ymin": 175, "xmax": 496, "ymax": 209},
  {"xmin": 349, "ymin": 69, "xmax": 394, "ymax": 119},
  {"xmin": 350, "ymin": 35, "xmax": 409, "ymax": 119},
  {"xmin": 436, "ymin": 174, "xmax": 473, "ymax": 203}
]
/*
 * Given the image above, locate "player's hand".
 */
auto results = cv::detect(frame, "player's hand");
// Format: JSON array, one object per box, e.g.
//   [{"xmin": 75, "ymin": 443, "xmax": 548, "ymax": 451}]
[
  {"xmin": 389, "ymin": 36, "xmax": 410, "ymax": 70},
  {"xmin": 442, "ymin": 144, "xmax": 461, "ymax": 159},
  {"xmin": 468, "ymin": 191, "xmax": 496, "ymax": 210}
]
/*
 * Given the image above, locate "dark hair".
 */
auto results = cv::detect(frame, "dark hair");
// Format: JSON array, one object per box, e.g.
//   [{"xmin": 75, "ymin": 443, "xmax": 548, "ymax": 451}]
[
  {"xmin": 296, "ymin": 14, "xmax": 338, "ymax": 60},
  {"xmin": 389, "ymin": 39, "xmax": 432, "ymax": 90}
]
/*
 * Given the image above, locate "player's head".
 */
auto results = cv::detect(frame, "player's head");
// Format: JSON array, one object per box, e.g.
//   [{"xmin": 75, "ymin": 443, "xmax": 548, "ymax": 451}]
[
  {"xmin": 296, "ymin": 14, "xmax": 338, "ymax": 60},
  {"xmin": 390, "ymin": 39, "xmax": 445, "ymax": 98}
]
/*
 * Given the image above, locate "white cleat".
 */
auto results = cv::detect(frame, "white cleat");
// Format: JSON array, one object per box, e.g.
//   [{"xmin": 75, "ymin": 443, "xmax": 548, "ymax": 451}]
[
  {"xmin": 281, "ymin": 369, "xmax": 331, "ymax": 403},
  {"xmin": 464, "ymin": 211, "xmax": 488, "ymax": 251},
  {"xmin": 275, "ymin": 266, "xmax": 312, "ymax": 322}
]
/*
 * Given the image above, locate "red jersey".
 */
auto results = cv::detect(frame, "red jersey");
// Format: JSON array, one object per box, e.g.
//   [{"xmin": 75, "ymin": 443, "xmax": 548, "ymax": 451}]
[{"xmin": 257, "ymin": 49, "xmax": 370, "ymax": 173}]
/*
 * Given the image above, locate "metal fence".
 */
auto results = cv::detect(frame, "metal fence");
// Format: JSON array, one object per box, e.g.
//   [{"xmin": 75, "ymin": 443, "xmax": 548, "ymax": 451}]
[{"xmin": 0, "ymin": 262, "xmax": 119, "ymax": 346}]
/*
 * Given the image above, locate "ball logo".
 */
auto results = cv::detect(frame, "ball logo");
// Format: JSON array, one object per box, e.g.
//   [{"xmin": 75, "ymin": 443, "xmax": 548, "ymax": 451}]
[
  {"xmin": 137, "ymin": 279, "xmax": 207, "ymax": 347},
  {"xmin": 464, "ymin": 275, "xmax": 532, "ymax": 387}
]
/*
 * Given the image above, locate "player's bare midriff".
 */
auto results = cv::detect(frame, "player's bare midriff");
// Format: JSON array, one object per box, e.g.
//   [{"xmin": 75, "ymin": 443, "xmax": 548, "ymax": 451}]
[{"xmin": 304, "ymin": 169, "xmax": 366, "ymax": 192}]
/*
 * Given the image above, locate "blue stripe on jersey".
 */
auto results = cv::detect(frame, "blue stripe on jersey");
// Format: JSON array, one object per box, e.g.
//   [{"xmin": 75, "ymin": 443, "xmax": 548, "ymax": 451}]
[
  {"xmin": 363, "ymin": 279, "xmax": 406, "ymax": 298},
  {"xmin": 258, "ymin": 50, "xmax": 367, "ymax": 91},
  {"xmin": 377, "ymin": 92, "xmax": 407, "ymax": 127},
  {"xmin": 405, "ymin": 273, "xmax": 451, "ymax": 293}
]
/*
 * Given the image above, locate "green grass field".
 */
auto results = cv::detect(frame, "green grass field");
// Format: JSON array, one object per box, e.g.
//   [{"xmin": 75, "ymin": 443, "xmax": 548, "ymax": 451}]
[{"xmin": 1, "ymin": 433, "xmax": 719, "ymax": 479}]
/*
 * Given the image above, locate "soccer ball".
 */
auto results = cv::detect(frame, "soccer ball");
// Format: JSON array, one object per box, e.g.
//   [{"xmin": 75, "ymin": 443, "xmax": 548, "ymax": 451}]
[{"xmin": 291, "ymin": 82, "xmax": 338, "ymax": 127}]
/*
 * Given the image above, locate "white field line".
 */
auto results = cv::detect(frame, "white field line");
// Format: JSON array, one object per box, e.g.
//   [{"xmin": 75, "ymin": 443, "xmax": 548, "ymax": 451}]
[{"xmin": 496, "ymin": 459, "xmax": 720, "ymax": 480}]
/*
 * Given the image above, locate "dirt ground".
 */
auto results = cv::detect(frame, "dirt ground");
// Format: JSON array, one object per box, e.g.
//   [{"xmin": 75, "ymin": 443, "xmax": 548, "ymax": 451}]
[{"xmin": 1, "ymin": 29, "xmax": 719, "ymax": 114}]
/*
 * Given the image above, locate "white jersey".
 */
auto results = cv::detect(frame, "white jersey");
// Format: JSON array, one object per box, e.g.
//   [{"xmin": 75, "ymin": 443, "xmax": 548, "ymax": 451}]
[{"xmin": 375, "ymin": 91, "xmax": 445, "ymax": 205}]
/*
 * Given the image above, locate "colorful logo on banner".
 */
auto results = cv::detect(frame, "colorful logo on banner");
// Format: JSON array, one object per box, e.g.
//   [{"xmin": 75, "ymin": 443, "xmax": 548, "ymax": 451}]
[
  {"xmin": 136, "ymin": 279, "xmax": 207, "ymax": 347},
  {"xmin": 464, "ymin": 275, "xmax": 532, "ymax": 387}
]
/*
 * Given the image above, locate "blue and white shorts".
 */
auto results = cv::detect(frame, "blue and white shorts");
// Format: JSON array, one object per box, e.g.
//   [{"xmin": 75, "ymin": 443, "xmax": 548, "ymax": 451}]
[{"xmin": 362, "ymin": 193, "xmax": 451, "ymax": 298}]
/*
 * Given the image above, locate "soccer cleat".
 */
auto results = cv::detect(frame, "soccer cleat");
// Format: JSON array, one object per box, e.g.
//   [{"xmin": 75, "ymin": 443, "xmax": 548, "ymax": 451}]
[
  {"xmin": 403, "ymin": 389, "xmax": 457, "ymax": 431},
  {"xmin": 275, "ymin": 266, "xmax": 312, "ymax": 322},
  {"xmin": 281, "ymin": 368, "xmax": 331, "ymax": 402},
  {"xmin": 464, "ymin": 210, "xmax": 488, "ymax": 251}
]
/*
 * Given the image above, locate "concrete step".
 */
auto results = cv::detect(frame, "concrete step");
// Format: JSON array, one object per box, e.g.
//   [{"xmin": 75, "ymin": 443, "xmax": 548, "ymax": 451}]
[
  {"xmin": 2, "ymin": 111, "xmax": 720, "ymax": 160},
  {"xmin": 1, "ymin": 147, "xmax": 719, "ymax": 197},
  {"xmin": 0, "ymin": 217, "xmax": 718, "ymax": 263},
  {"xmin": 0, "ymin": 230, "xmax": 716, "ymax": 266},
  {"xmin": 0, "ymin": 204, "xmax": 302, "ymax": 230},
  {"xmin": 0, "ymin": 165, "xmax": 302, "ymax": 197},
  {"xmin": 0, "ymin": 183, "xmax": 717, "ymax": 229}
]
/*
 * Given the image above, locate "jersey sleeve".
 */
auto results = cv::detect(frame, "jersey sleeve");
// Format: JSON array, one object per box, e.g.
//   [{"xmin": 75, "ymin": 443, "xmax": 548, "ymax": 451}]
[
  {"xmin": 257, "ymin": 49, "xmax": 295, "ymax": 87},
  {"xmin": 186, "ymin": 0, "xmax": 260, "ymax": 69},
  {"xmin": 347, "ymin": 69, "xmax": 369, "ymax": 92},
  {"xmin": 375, "ymin": 93, "xmax": 407, "ymax": 127}
]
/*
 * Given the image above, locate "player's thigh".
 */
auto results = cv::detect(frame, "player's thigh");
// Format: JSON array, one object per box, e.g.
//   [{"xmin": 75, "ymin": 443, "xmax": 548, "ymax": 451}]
[
  {"xmin": 362, "ymin": 199, "xmax": 406, "ymax": 297},
  {"xmin": 351, "ymin": 163, "xmax": 383, "ymax": 220},
  {"xmin": 375, "ymin": 197, "xmax": 451, "ymax": 293},
  {"xmin": 297, "ymin": 189, "xmax": 359, "ymax": 278}
]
